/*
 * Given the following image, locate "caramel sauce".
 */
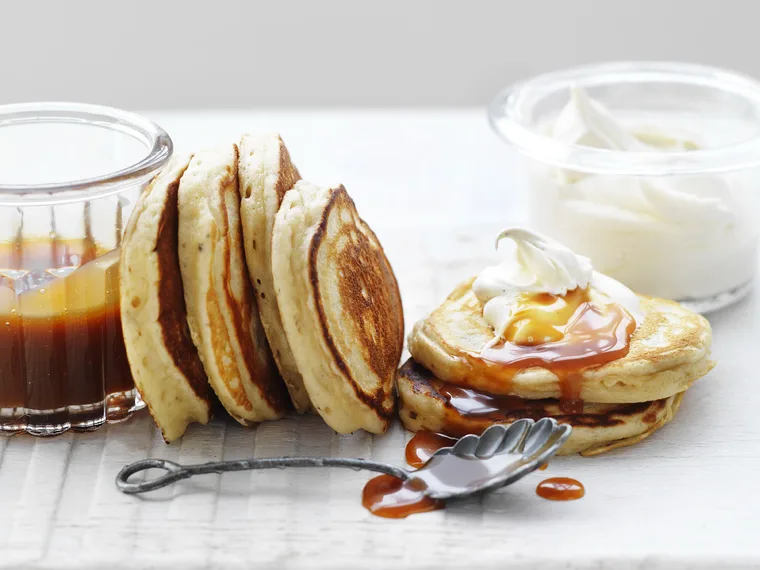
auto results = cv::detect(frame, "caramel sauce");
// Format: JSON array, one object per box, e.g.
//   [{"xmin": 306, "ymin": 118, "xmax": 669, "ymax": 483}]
[
  {"xmin": 406, "ymin": 431, "xmax": 551, "ymax": 473},
  {"xmin": 503, "ymin": 288, "xmax": 586, "ymax": 346},
  {"xmin": 364, "ymin": 449, "xmax": 530, "ymax": 518},
  {"xmin": 436, "ymin": 382, "xmax": 554, "ymax": 420},
  {"xmin": 536, "ymin": 477, "xmax": 585, "ymax": 501},
  {"xmin": 362, "ymin": 474, "xmax": 444, "ymax": 518},
  {"xmin": 0, "ymin": 239, "xmax": 133, "ymax": 412},
  {"xmin": 364, "ymin": 452, "xmax": 583, "ymax": 517},
  {"xmin": 376, "ymin": 431, "xmax": 572, "ymax": 518},
  {"xmin": 469, "ymin": 288, "xmax": 636, "ymax": 412},
  {"xmin": 405, "ymin": 432, "xmax": 457, "ymax": 468}
]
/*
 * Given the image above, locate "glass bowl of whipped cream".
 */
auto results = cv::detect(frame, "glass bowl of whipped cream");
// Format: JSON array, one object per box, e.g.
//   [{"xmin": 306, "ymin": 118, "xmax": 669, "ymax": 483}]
[{"xmin": 488, "ymin": 61, "xmax": 760, "ymax": 312}]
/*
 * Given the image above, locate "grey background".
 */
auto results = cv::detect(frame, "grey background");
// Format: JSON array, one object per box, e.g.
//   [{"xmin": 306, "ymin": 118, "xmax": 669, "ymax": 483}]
[{"xmin": 0, "ymin": 0, "xmax": 751, "ymax": 109}]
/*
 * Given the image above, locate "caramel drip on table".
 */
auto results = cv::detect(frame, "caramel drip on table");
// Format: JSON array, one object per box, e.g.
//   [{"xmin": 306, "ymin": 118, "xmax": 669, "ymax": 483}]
[
  {"xmin": 362, "ymin": 475, "xmax": 444, "ymax": 519},
  {"xmin": 536, "ymin": 477, "xmax": 585, "ymax": 501},
  {"xmin": 467, "ymin": 288, "xmax": 636, "ymax": 412},
  {"xmin": 405, "ymin": 432, "xmax": 458, "ymax": 468}
]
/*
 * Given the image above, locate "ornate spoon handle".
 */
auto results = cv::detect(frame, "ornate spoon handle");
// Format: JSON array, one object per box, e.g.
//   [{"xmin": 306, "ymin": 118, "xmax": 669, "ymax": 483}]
[{"xmin": 117, "ymin": 456, "xmax": 408, "ymax": 494}]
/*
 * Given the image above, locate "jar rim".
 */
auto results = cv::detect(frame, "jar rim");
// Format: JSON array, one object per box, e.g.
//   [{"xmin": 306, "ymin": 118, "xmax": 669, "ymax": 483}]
[
  {"xmin": 488, "ymin": 61, "xmax": 760, "ymax": 176},
  {"xmin": 0, "ymin": 102, "xmax": 172, "ymax": 205}
]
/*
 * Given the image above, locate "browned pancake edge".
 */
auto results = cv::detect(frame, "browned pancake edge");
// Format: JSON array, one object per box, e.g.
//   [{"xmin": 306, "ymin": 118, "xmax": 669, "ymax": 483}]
[
  {"xmin": 308, "ymin": 186, "xmax": 403, "ymax": 422},
  {"xmin": 155, "ymin": 169, "xmax": 213, "ymax": 405},
  {"xmin": 216, "ymin": 145, "xmax": 290, "ymax": 414},
  {"xmin": 398, "ymin": 358, "xmax": 666, "ymax": 434}
]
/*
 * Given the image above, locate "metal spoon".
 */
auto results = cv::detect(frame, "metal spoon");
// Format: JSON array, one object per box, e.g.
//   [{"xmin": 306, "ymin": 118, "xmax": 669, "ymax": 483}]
[{"xmin": 116, "ymin": 418, "xmax": 571, "ymax": 500}]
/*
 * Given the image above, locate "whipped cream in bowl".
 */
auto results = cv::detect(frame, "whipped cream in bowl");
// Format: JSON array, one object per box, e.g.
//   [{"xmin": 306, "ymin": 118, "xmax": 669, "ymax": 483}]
[{"xmin": 488, "ymin": 62, "xmax": 760, "ymax": 312}]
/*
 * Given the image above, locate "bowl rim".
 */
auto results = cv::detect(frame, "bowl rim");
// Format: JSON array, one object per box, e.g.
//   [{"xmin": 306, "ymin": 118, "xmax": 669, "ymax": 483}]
[
  {"xmin": 488, "ymin": 61, "xmax": 760, "ymax": 176},
  {"xmin": 0, "ymin": 102, "xmax": 172, "ymax": 205}
]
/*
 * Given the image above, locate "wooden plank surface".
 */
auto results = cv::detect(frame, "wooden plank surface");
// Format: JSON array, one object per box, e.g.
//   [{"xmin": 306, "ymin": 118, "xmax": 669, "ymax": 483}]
[{"xmin": 0, "ymin": 110, "xmax": 756, "ymax": 569}]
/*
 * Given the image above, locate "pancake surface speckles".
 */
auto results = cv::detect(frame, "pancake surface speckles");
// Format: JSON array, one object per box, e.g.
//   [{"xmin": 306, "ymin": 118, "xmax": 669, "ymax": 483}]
[
  {"xmin": 408, "ymin": 278, "xmax": 714, "ymax": 403},
  {"xmin": 238, "ymin": 133, "xmax": 310, "ymax": 412},
  {"xmin": 272, "ymin": 181, "xmax": 403, "ymax": 434},
  {"xmin": 120, "ymin": 154, "xmax": 212, "ymax": 442},
  {"xmin": 178, "ymin": 144, "xmax": 290, "ymax": 425},
  {"xmin": 397, "ymin": 359, "xmax": 684, "ymax": 456}
]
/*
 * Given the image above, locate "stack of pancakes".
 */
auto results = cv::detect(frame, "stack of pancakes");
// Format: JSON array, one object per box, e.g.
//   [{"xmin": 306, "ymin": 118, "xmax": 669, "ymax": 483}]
[
  {"xmin": 398, "ymin": 278, "xmax": 715, "ymax": 456},
  {"xmin": 120, "ymin": 135, "xmax": 403, "ymax": 442}
]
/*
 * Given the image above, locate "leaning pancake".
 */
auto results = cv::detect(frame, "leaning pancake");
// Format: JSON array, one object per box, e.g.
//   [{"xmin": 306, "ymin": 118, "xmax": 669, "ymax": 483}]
[
  {"xmin": 238, "ymin": 133, "xmax": 309, "ymax": 412},
  {"xmin": 408, "ymin": 278, "xmax": 713, "ymax": 403},
  {"xmin": 271, "ymin": 181, "xmax": 403, "ymax": 434},
  {"xmin": 397, "ymin": 359, "xmax": 684, "ymax": 456},
  {"xmin": 120, "ymin": 154, "xmax": 212, "ymax": 442},
  {"xmin": 178, "ymin": 144, "xmax": 290, "ymax": 425}
]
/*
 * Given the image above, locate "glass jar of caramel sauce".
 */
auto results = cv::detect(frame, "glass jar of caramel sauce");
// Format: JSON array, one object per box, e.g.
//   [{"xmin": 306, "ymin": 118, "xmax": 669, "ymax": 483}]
[{"xmin": 0, "ymin": 103, "xmax": 172, "ymax": 435}]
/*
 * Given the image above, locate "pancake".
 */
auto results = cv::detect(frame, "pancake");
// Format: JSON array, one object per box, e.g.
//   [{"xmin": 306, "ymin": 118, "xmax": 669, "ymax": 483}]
[
  {"xmin": 120, "ymin": 154, "xmax": 212, "ymax": 442},
  {"xmin": 271, "ymin": 181, "xmax": 403, "ymax": 433},
  {"xmin": 408, "ymin": 278, "xmax": 713, "ymax": 404},
  {"xmin": 178, "ymin": 144, "xmax": 290, "ymax": 426},
  {"xmin": 397, "ymin": 359, "xmax": 684, "ymax": 456},
  {"xmin": 238, "ymin": 133, "xmax": 310, "ymax": 412}
]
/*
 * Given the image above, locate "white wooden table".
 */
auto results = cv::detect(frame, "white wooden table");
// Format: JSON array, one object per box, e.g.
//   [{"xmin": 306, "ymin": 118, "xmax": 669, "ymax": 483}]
[{"xmin": 0, "ymin": 110, "xmax": 757, "ymax": 570}]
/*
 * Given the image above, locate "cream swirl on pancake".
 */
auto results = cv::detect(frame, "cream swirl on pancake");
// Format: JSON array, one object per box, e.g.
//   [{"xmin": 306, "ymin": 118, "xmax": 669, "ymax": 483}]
[{"xmin": 473, "ymin": 227, "xmax": 641, "ymax": 344}]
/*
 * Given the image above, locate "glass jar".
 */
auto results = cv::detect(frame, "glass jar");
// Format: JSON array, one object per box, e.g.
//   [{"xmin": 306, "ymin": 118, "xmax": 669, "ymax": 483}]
[
  {"xmin": 0, "ymin": 102, "xmax": 172, "ymax": 435},
  {"xmin": 488, "ymin": 62, "xmax": 760, "ymax": 312}
]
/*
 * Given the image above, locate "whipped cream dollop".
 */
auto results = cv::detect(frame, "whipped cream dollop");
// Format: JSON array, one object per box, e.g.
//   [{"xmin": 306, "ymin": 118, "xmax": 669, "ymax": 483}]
[{"xmin": 473, "ymin": 228, "xmax": 641, "ymax": 342}]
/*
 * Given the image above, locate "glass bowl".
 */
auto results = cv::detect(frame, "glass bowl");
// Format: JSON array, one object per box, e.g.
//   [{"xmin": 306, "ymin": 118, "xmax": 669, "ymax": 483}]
[
  {"xmin": 0, "ymin": 102, "xmax": 172, "ymax": 436},
  {"xmin": 488, "ymin": 61, "xmax": 760, "ymax": 312}
]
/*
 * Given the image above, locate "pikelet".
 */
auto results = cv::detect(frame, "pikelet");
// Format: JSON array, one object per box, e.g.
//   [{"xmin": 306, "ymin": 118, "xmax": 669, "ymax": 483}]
[
  {"xmin": 177, "ymin": 144, "xmax": 290, "ymax": 425},
  {"xmin": 397, "ymin": 359, "xmax": 684, "ymax": 457},
  {"xmin": 120, "ymin": 154, "xmax": 213, "ymax": 442},
  {"xmin": 408, "ymin": 227, "xmax": 713, "ymax": 405},
  {"xmin": 400, "ymin": 227, "xmax": 714, "ymax": 455},
  {"xmin": 238, "ymin": 133, "xmax": 310, "ymax": 412},
  {"xmin": 408, "ymin": 279, "xmax": 713, "ymax": 404},
  {"xmin": 271, "ymin": 181, "xmax": 404, "ymax": 434}
]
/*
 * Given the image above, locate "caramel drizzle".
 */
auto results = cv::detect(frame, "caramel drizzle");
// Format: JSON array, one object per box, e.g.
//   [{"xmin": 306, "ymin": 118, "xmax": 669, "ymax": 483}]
[
  {"xmin": 536, "ymin": 477, "xmax": 585, "ymax": 501},
  {"xmin": 405, "ymin": 432, "xmax": 457, "ymax": 469},
  {"xmin": 362, "ymin": 474, "xmax": 444, "ymax": 519},
  {"xmin": 467, "ymin": 290, "xmax": 636, "ymax": 412}
]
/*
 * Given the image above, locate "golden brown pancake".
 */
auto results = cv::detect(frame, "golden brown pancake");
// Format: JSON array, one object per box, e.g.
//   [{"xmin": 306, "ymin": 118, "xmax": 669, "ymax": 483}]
[
  {"xmin": 397, "ymin": 359, "xmax": 684, "ymax": 456},
  {"xmin": 178, "ymin": 144, "xmax": 290, "ymax": 425},
  {"xmin": 408, "ymin": 278, "xmax": 714, "ymax": 403},
  {"xmin": 120, "ymin": 154, "xmax": 212, "ymax": 442},
  {"xmin": 238, "ymin": 133, "xmax": 310, "ymax": 412},
  {"xmin": 271, "ymin": 181, "xmax": 403, "ymax": 433}
]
